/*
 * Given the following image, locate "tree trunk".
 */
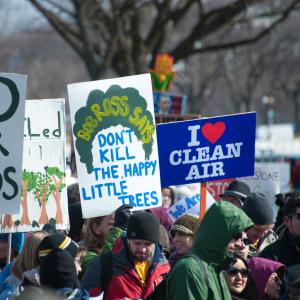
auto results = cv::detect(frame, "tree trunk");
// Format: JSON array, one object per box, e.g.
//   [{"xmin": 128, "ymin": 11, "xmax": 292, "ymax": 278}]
[
  {"xmin": 39, "ymin": 198, "xmax": 49, "ymax": 224},
  {"xmin": 2, "ymin": 215, "xmax": 16, "ymax": 229},
  {"xmin": 53, "ymin": 190, "xmax": 63, "ymax": 224},
  {"xmin": 21, "ymin": 181, "xmax": 31, "ymax": 225}
]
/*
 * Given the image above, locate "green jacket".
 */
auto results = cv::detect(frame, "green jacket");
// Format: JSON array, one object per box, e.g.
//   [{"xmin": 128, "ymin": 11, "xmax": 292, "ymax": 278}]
[{"xmin": 167, "ymin": 201, "xmax": 253, "ymax": 300}]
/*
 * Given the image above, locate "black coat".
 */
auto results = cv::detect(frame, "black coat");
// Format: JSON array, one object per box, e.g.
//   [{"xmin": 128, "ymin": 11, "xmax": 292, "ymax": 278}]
[{"xmin": 260, "ymin": 229, "xmax": 300, "ymax": 267}]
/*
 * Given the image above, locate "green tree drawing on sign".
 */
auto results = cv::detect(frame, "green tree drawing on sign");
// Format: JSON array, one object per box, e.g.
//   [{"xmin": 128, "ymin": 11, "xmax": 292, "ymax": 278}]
[
  {"xmin": 47, "ymin": 167, "xmax": 66, "ymax": 224},
  {"xmin": 34, "ymin": 168, "xmax": 52, "ymax": 224}
]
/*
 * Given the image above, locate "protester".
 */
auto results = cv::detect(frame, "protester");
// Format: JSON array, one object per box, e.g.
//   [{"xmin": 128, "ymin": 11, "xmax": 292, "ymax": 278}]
[
  {"xmin": 0, "ymin": 233, "xmax": 24, "ymax": 271},
  {"xmin": 80, "ymin": 214, "xmax": 114, "ymax": 271},
  {"xmin": 227, "ymin": 231, "xmax": 251, "ymax": 260},
  {"xmin": 222, "ymin": 254, "xmax": 250, "ymax": 300},
  {"xmin": 169, "ymin": 214, "xmax": 199, "ymax": 266},
  {"xmin": 161, "ymin": 187, "xmax": 175, "ymax": 209},
  {"xmin": 242, "ymin": 192, "xmax": 276, "ymax": 256},
  {"xmin": 166, "ymin": 201, "xmax": 253, "ymax": 300},
  {"xmin": 0, "ymin": 231, "xmax": 47, "ymax": 299},
  {"xmin": 248, "ymin": 256, "xmax": 285, "ymax": 300},
  {"xmin": 40, "ymin": 249, "xmax": 88, "ymax": 300},
  {"xmin": 221, "ymin": 181, "xmax": 251, "ymax": 208},
  {"xmin": 260, "ymin": 197, "xmax": 300, "ymax": 267},
  {"xmin": 81, "ymin": 211, "xmax": 170, "ymax": 299}
]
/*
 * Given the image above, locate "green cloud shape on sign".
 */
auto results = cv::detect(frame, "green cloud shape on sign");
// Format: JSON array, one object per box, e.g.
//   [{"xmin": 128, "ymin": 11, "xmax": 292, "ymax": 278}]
[{"xmin": 73, "ymin": 85, "xmax": 155, "ymax": 174}]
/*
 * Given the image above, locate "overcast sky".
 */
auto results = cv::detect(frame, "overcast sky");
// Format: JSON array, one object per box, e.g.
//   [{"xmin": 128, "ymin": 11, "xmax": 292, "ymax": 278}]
[{"xmin": 0, "ymin": 0, "xmax": 46, "ymax": 35}]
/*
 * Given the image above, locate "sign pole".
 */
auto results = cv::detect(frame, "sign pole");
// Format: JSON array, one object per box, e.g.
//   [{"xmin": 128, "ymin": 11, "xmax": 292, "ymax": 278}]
[
  {"xmin": 200, "ymin": 182, "xmax": 207, "ymax": 220},
  {"xmin": 7, "ymin": 233, "xmax": 12, "ymax": 264}
]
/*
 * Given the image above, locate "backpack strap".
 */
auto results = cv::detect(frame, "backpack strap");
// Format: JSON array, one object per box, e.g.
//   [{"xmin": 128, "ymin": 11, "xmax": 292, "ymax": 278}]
[
  {"xmin": 182, "ymin": 253, "xmax": 209, "ymax": 285},
  {"xmin": 100, "ymin": 251, "xmax": 113, "ymax": 297}
]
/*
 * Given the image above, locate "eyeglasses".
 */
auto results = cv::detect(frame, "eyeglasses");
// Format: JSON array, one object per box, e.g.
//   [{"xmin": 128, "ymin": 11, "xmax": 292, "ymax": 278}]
[
  {"xmin": 227, "ymin": 267, "xmax": 249, "ymax": 277},
  {"xmin": 233, "ymin": 233, "xmax": 251, "ymax": 246},
  {"xmin": 288, "ymin": 213, "xmax": 300, "ymax": 220}
]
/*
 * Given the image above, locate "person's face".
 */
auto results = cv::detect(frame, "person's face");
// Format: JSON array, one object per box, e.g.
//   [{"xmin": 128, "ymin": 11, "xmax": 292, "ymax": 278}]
[
  {"xmin": 222, "ymin": 196, "xmax": 243, "ymax": 208},
  {"xmin": 159, "ymin": 97, "xmax": 171, "ymax": 113},
  {"xmin": 224, "ymin": 259, "xmax": 249, "ymax": 294},
  {"xmin": 246, "ymin": 224, "xmax": 273, "ymax": 243},
  {"xmin": 227, "ymin": 232, "xmax": 250, "ymax": 259},
  {"xmin": 129, "ymin": 239, "xmax": 155, "ymax": 262},
  {"xmin": 284, "ymin": 207, "xmax": 300, "ymax": 238},
  {"xmin": 92, "ymin": 215, "xmax": 114, "ymax": 237},
  {"xmin": 0, "ymin": 241, "xmax": 8, "ymax": 261},
  {"xmin": 173, "ymin": 232, "xmax": 193, "ymax": 255},
  {"xmin": 162, "ymin": 188, "xmax": 173, "ymax": 208}
]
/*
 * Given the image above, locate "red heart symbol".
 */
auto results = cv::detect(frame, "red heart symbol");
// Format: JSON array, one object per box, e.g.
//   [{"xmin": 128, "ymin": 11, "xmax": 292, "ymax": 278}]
[{"xmin": 202, "ymin": 122, "xmax": 226, "ymax": 144}]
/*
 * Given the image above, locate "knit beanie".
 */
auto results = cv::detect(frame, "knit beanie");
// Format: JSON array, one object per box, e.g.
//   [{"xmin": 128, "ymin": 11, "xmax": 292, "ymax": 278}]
[
  {"xmin": 40, "ymin": 249, "xmax": 79, "ymax": 289},
  {"xmin": 0, "ymin": 233, "xmax": 24, "ymax": 254},
  {"xmin": 221, "ymin": 181, "xmax": 251, "ymax": 203},
  {"xmin": 38, "ymin": 233, "xmax": 79, "ymax": 261},
  {"xmin": 242, "ymin": 192, "xmax": 274, "ymax": 225},
  {"xmin": 170, "ymin": 214, "xmax": 199, "ymax": 237},
  {"xmin": 127, "ymin": 212, "xmax": 160, "ymax": 243}
]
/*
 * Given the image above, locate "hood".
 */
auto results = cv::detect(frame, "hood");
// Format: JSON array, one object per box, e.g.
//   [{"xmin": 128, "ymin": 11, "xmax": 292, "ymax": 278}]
[
  {"xmin": 248, "ymin": 257, "xmax": 285, "ymax": 300},
  {"xmin": 193, "ymin": 201, "xmax": 253, "ymax": 265}
]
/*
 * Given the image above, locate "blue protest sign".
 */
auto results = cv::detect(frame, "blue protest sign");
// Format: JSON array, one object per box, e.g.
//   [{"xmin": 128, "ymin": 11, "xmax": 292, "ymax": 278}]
[{"xmin": 157, "ymin": 112, "xmax": 256, "ymax": 186}]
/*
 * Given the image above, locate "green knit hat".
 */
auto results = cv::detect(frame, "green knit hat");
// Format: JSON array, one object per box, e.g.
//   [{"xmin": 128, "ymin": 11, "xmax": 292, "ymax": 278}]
[{"xmin": 170, "ymin": 214, "xmax": 199, "ymax": 237}]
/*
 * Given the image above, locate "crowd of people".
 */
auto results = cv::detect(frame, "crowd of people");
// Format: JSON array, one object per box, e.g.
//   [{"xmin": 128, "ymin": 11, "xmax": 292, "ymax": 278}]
[{"xmin": 0, "ymin": 179, "xmax": 300, "ymax": 300}]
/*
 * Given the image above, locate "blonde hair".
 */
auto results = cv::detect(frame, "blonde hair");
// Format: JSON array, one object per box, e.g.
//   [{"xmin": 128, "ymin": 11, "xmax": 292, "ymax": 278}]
[
  {"xmin": 11, "ymin": 231, "xmax": 48, "ymax": 279},
  {"xmin": 83, "ymin": 217, "xmax": 107, "ymax": 254}
]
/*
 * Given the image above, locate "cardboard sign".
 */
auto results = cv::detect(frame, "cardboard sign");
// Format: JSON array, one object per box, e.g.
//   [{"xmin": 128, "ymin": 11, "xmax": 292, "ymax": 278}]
[
  {"xmin": 167, "ymin": 184, "xmax": 215, "ymax": 222},
  {"xmin": 153, "ymin": 92, "xmax": 187, "ymax": 114},
  {"xmin": 0, "ymin": 99, "xmax": 68, "ymax": 233},
  {"xmin": 68, "ymin": 74, "xmax": 162, "ymax": 218},
  {"xmin": 0, "ymin": 73, "xmax": 27, "ymax": 214},
  {"xmin": 157, "ymin": 112, "xmax": 256, "ymax": 186}
]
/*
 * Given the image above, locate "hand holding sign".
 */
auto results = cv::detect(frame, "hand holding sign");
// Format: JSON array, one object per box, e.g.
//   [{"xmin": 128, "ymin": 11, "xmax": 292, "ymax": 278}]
[{"xmin": 114, "ymin": 204, "xmax": 133, "ymax": 230}]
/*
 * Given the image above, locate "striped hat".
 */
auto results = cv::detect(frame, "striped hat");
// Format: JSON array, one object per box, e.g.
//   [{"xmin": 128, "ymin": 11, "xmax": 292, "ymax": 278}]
[{"xmin": 38, "ymin": 233, "xmax": 78, "ymax": 261}]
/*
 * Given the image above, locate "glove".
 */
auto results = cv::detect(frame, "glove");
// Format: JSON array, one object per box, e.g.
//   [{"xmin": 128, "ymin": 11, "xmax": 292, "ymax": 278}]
[{"xmin": 114, "ymin": 204, "xmax": 133, "ymax": 230}]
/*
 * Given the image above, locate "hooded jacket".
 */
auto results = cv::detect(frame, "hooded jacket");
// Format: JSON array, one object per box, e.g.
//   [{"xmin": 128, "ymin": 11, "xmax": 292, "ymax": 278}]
[
  {"xmin": 248, "ymin": 257, "xmax": 285, "ymax": 300},
  {"xmin": 166, "ymin": 201, "xmax": 253, "ymax": 300}
]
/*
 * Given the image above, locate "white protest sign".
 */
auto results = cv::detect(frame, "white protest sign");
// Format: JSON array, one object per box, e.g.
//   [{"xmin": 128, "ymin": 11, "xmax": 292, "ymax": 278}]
[
  {"xmin": 68, "ymin": 74, "xmax": 162, "ymax": 218},
  {"xmin": 1, "ymin": 99, "xmax": 68, "ymax": 233},
  {"xmin": 167, "ymin": 184, "xmax": 215, "ymax": 222},
  {"xmin": 256, "ymin": 162, "xmax": 290, "ymax": 194},
  {"xmin": 0, "ymin": 73, "xmax": 27, "ymax": 214},
  {"xmin": 239, "ymin": 164, "xmax": 280, "ymax": 215}
]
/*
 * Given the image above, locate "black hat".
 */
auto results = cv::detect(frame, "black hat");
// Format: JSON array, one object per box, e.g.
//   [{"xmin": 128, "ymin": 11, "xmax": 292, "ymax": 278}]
[
  {"xmin": 242, "ymin": 193, "xmax": 274, "ymax": 225},
  {"xmin": 127, "ymin": 212, "xmax": 160, "ymax": 243},
  {"xmin": 40, "ymin": 249, "xmax": 79, "ymax": 289},
  {"xmin": 221, "ymin": 181, "xmax": 251, "ymax": 203},
  {"xmin": 38, "ymin": 233, "xmax": 78, "ymax": 261}
]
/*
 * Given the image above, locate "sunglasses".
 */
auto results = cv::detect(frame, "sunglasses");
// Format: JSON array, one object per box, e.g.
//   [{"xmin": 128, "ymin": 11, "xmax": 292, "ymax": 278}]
[
  {"xmin": 227, "ymin": 267, "xmax": 249, "ymax": 277},
  {"xmin": 233, "ymin": 233, "xmax": 251, "ymax": 246},
  {"xmin": 289, "ymin": 213, "xmax": 300, "ymax": 220}
]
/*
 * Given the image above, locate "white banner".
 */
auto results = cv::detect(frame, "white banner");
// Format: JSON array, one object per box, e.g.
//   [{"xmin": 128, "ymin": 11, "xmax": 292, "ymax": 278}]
[
  {"xmin": 68, "ymin": 74, "xmax": 162, "ymax": 217},
  {"xmin": 0, "ymin": 73, "xmax": 27, "ymax": 214},
  {"xmin": 1, "ymin": 99, "xmax": 68, "ymax": 233}
]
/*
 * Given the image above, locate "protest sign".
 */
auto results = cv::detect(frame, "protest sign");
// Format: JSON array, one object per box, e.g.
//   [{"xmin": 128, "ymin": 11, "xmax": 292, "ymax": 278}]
[
  {"xmin": 207, "ymin": 179, "xmax": 233, "ymax": 201},
  {"xmin": 153, "ymin": 92, "xmax": 187, "ymax": 114},
  {"xmin": 68, "ymin": 74, "xmax": 162, "ymax": 218},
  {"xmin": 239, "ymin": 164, "xmax": 281, "ymax": 214},
  {"xmin": 0, "ymin": 73, "xmax": 27, "ymax": 214},
  {"xmin": 0, "ymin": 99, "xmax": 68, "ymax": 233},
  {"xmin": 167, "ymin": 184, "xmax": 215, "ymax": 222},
  {"xmin": 157, "ymin": 112, "xmax": 256, "ymax": 186}
]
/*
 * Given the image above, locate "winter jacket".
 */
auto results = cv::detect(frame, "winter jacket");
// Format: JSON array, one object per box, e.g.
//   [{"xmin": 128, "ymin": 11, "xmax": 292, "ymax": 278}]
[
  {"xmin": 166, "ymin": 201, "xmax": 254, "ymax": 300},
  {"xmin": 81, "ymin": 236, "xmax": 170, "ymax": 299},
  {"xmin": 260, "ymin": 228, "xmax": 300, "ymax": 267},
  {"xmin": 248, "ymin": 257, "xmax": 285, "ymax": 300}
]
